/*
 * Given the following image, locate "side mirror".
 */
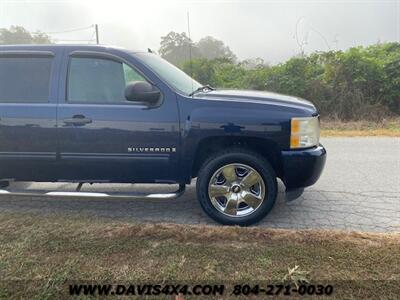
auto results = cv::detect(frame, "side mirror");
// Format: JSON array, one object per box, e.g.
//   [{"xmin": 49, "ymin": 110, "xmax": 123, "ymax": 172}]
[{"xmin": 125, "ymin": 81, "xmax": 161, "ymax": 104}]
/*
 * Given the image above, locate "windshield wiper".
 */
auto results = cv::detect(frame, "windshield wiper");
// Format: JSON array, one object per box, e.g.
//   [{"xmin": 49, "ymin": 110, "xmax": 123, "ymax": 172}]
[{"xmin": 189, "ymin": 85, "xmax": 215, "ymax": 97}]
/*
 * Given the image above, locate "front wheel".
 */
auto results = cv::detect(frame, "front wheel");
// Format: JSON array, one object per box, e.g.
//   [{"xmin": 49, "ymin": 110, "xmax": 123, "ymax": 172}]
[{"xmin": 196, "ymin": 148, "xmax": 277, "ymax": 226}]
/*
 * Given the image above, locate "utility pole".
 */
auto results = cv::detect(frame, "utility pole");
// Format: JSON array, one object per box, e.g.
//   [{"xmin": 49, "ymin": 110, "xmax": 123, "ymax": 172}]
[
  {"xmin": 187, "ymin": 12, "xmax": 194, "ymax": 95},
  {"xmin": 187, "ymin": 12, "xmax": 192, "ymax": 62},
  {"xmin": 95, "ymin": 24, "xmax": 99, "ymax": 44}
]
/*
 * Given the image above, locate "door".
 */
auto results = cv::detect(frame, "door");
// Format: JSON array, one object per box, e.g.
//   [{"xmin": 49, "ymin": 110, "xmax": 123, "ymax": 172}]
[
  {"xmin": 0, "ymin": 50, "xmax": 59, "ymax": 181},
  {"xmin": 56, "ymin": 51, "xmax": 180, "ymax": 183}
]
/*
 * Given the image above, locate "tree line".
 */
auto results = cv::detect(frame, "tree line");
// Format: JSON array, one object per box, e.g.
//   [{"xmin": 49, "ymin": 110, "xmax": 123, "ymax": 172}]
[
  {"xmin": 0, "ymin": 26, "xmax": 51, "ymax": 45},
  {"xmin": 160, "ymin": 32, "xmax": 400, "ymax": 120},
  {"xmin": 1, "ymin": 26, "xmax": 399, "ymax": 120}
]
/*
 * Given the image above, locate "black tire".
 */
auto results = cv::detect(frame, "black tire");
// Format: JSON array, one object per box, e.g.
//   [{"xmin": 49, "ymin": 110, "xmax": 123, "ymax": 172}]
[{"xmin": 196, "ymin": 148, "xmax": 277, "ymax": 226}]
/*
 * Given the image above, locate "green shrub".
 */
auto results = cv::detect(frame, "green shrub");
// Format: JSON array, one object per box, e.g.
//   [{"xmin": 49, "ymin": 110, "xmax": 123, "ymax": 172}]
[{"xmin": 181, "ymin": 42, "xmax": 400, "ymax": 120}]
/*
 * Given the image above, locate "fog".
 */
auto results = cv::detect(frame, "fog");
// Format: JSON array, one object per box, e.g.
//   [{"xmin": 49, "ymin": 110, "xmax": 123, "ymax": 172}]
[{"xmin": 0, "ymin": 0, "xmax": 399, "ymax": 64}]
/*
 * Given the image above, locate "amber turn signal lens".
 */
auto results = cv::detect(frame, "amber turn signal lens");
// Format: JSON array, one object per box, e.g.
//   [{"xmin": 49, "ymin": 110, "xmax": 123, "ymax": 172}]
[
  {"xmin": 290, "ymin": 135, "xmax": 300, "ymax": 148},
  {"xmin": 291, "ymin": 119, "xmax": 300, "ymax": 134}
]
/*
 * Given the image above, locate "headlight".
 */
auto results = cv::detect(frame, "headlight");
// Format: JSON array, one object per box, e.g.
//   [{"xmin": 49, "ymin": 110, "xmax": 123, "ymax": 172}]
[{"xmin": 290, "ymin": 116, "xmax": 320, "ymax": 149}]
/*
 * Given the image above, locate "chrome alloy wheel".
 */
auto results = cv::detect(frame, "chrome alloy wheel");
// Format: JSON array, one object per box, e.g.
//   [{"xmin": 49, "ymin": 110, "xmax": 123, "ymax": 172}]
[{"xmin": 208, "ymin": 163, "xmax": 266, "ymax": 217}]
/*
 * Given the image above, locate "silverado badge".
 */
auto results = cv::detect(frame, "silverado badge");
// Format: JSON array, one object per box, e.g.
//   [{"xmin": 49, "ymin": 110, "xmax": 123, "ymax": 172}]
[{"xmin": 128, "ymin": 147, "xmax": 177, "ymax": 153}]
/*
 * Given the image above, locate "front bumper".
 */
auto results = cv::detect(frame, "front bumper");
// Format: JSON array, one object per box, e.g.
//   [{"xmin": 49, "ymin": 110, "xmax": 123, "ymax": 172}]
[{"xmin": 281, "ymin": 144, "xmax": 327, "ymax": 190}]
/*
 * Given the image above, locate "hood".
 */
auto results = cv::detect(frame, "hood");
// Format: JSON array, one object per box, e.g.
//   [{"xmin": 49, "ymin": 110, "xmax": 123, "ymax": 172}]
[{"xmin": 196, "ymin": 89, "xmax": 317, "ymax": 113}]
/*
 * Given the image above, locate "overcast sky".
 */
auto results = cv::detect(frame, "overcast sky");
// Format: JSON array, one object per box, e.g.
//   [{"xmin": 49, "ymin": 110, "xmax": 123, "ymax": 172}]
[{"xmin": 0, "ymin": 0, "xmax": 399, "ymax": 64}]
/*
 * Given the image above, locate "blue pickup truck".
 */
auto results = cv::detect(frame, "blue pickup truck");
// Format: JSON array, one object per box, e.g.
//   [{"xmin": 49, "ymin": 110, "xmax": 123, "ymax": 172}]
[{"xmin": 0, "ymin": 44, "xmax": 326, "ymax": 225}]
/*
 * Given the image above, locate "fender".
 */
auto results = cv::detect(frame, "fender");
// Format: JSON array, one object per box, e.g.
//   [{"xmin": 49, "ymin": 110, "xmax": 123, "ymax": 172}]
[{"xmin": 177, "ymin": 95, "xmax": 293, "ymax": 183}]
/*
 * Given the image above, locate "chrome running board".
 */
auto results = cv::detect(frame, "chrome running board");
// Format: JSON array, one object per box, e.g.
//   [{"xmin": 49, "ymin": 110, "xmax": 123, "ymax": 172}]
[{"xmin": 0, "ymin": 183, "xmax": 186, "ymax": 200}]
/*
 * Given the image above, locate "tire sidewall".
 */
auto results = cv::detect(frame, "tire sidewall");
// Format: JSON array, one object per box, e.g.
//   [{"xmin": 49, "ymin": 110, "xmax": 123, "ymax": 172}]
[{"xmin": 197, "ymin": 150, "xmax": 277, "ymax": 226}]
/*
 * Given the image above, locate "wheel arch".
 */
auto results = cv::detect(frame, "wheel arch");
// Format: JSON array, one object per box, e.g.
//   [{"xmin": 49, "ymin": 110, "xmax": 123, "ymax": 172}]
[{"xmin": 191, "ymin": 136, "xmax": 283, "ymax": 180}]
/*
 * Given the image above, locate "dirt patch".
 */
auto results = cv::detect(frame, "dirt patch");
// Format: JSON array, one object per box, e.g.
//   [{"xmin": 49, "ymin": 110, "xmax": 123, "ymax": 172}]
[{"xmin": 320, "ymin": 118, "xmax": 400, "ymax": 137}]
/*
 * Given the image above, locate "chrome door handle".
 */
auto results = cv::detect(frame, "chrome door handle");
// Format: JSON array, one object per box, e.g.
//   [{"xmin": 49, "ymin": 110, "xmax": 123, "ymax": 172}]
[{"xmin": 63, "ymin": 115, "xmax": 92, "ymax": 126}]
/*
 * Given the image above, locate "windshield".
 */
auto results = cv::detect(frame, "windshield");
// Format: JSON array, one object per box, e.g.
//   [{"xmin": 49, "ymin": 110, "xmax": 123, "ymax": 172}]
[{"xmin": 134, "ymin": 52, "xmax": 202, "ymax": 96}]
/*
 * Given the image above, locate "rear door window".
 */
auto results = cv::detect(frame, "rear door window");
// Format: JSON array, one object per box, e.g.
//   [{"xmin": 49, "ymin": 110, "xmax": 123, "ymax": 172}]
[{"xmin": 0, "ymin": 56, "xmax": 53, "ymax": 103}]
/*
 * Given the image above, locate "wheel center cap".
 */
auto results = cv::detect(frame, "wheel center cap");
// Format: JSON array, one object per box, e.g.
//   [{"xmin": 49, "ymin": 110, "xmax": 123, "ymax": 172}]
[{"xmin": 231, "ymin": 185, "xmax": 241, "ymax": 193}]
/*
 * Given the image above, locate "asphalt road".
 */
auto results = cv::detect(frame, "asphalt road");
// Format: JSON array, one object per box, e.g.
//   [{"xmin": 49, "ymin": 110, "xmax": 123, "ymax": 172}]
[{"xmin": 0, "ymin": 137, "xmax": 399, "ymax": 232}]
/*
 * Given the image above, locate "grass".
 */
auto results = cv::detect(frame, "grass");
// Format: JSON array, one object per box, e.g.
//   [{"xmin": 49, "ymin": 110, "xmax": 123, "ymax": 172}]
[
  {"xmin": 320, "ymin": 118, "xmax": 400, "ymax": 137},
  {"xmin": 0, "ymin": 213, "xmax": 399, "ymax": 299}
]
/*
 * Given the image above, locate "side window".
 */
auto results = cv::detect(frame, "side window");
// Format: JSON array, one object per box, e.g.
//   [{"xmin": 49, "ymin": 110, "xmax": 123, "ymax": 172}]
[
  {"xmin": 123, "ymin": 63, "xmax": 145, "ymax": 83},
  {"xmin": 67, "ymin": 57, "xmax": 146, "ymax": 103},
  {"xmin": 0, "ymin": 56, "xmax": 52, "ymax": 103}
]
